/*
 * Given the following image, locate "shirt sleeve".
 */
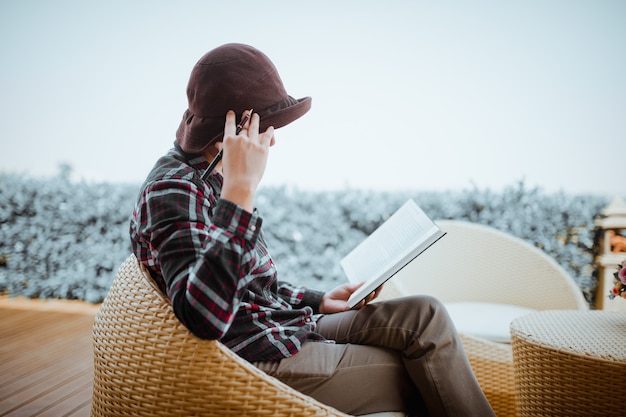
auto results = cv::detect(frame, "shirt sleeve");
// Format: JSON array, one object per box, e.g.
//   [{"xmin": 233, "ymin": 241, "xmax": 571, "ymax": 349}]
[
  {"xmin": 276, "ymin": 282, "xmax": 325, "ymax": 314},
  {"xmin": 132, "ymin": 177, "xmax": 262, "ymax": 340}
]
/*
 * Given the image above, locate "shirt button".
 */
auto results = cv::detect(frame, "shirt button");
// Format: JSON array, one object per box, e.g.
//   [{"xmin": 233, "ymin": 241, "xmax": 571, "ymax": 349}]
[
  {"xmin": 305, "ymin": 317, "xmax": 312, "ymax": 323},
  {"xmin": 250, "ymin": 225, "xmax": 256, "ymax": 232}
]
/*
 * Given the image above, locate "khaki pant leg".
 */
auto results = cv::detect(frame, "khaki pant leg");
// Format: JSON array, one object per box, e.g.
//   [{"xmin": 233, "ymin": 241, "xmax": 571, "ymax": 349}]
[{"xmin": 254, "ymin": 341, "xmax": 422, "ymax": 416}]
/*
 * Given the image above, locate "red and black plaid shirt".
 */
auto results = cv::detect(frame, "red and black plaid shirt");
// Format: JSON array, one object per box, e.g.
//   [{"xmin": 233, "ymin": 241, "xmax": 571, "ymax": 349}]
[{"xmin": 129, "ymin": 146, "xmax": 326, "ymax": 362}]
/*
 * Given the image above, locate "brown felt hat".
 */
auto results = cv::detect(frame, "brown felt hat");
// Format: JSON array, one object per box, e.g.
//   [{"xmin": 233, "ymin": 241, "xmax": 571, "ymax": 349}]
[{"xmin": 176, "ymin": 43, "xmax": 312, "ymax": 154}]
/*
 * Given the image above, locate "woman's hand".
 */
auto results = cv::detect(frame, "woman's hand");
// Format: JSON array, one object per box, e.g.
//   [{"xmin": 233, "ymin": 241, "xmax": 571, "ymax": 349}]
[
  {"xmin": 319, "ymin": 282, "xmax": 384, "ymax": 314},
  {"xmin": 220, "ymin": 110, "xmax": 275, "ymax": 212}
]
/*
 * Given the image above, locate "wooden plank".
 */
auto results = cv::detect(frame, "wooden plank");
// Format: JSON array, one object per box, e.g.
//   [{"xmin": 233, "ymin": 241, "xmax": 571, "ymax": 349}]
[
  {"xmin": 0, "ymin": 342, "xmax": 92, "ymax": 404},
  {"xmin": 68, "ymin": 401, "xmax": 91, "ymax": 417},
  {"xmin": 2, "ymin": 368, "xmax": 92, "ymax": 417},
  {"xmin": 0, "ymin": 310, "xmax": 42, "ymax": 337},
  {"xmin": 0, "ymin": 315, "xmax": 92, "ymax": 372},
  {"xmin": 0, "ymin": 339, "xmax": 91, "ymax": 390},
  {"xmin": 0, "ymin": 301, "xmax": 96, "ymax": 417},
  {"xmin": 36, "ymin": 383, "xmax": 92, "ymax": 417},
  {"xmin": 0, "ymin": 313, "xmax": 93, "ymax": 361},
  {"xmin": 1, "ymin": 344, "xmax": 91, "ymax": 392},
  {"xmin": 0, "ymin": 307, "xmax": 94, "ymax": 338},
  {"xmin": 0, "ymin": 296, "xmax": 100, "ymax": 315},
  {"xmin": 0, "ymin": 312, "xmax": 93, "ymax": 386}
]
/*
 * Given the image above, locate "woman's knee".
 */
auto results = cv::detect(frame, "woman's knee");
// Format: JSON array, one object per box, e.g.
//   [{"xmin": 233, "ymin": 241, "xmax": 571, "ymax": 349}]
[
  {"xmin": 392, "ymin": 295, "xmax": 452, "ymax": 325},
  {"xmin": 389, "ymin": 295, "xmax": 458, "ymax": 343}
]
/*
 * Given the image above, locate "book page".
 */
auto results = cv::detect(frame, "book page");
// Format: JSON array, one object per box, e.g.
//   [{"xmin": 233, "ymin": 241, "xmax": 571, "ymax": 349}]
[
  {"xmin": 341, "ymin": 200, "xmax": 436, "ymax": 284},
  {"xmin": 340, "ymin": 199, "xmax": 445, "ymax": 308}
]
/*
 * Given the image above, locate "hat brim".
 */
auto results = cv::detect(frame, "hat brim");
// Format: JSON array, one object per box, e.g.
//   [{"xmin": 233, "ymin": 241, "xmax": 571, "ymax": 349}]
[
  {"xmin": 257, "ymin": 96, "xmax": 311, "ymax": 133},
  {"xmin": 177, "ymin": 96, "xmax": 311, "ymax": 154}
]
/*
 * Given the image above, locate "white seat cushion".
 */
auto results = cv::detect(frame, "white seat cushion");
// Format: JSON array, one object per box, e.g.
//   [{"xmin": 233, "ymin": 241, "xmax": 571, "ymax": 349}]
[{"xmin": 445, "ymin": 302, "xmax": 536, "ymax": 343}]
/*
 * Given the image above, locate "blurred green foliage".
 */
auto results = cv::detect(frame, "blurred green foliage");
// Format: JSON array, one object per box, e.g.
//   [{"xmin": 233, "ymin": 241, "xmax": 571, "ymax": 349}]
[{"xmin": 0, "ymin": 172, "xmax": 610, "ymax": 305}]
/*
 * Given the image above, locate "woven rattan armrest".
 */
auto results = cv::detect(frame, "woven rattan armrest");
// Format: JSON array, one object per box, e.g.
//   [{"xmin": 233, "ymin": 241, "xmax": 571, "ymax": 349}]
[{"xmin": 91, "ymin": 254, "xmax": 349, "ymax": 417}]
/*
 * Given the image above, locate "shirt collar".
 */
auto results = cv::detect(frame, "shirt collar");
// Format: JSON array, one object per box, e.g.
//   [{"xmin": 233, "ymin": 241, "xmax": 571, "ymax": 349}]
[{"xmin": 171, "ymin": 142, "xmax": 224, "ymax": 188}]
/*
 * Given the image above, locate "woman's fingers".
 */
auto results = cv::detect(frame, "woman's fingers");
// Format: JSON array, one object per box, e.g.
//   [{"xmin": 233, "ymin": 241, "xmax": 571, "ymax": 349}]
[{"xmin": 224, "ymin": 110, "xmax": 237, "ymax": 138}]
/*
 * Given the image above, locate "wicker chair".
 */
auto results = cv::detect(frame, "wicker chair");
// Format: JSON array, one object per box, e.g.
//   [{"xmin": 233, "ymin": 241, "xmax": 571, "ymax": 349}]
[
  {"xmin": 91, "ymin": 255, "xmax": 403, "ymax": 417},
  {"xmin": 511, "ymin": 310, "xmax": 626, "ymax": 417},
  {"xmin": 377, "ymin": 220, "xmax": 588, "ymax": 417}
]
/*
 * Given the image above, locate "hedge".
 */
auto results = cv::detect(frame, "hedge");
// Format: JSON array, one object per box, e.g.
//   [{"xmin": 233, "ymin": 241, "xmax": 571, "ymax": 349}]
[{"xmin": 0, "ymin": 172, "xmax": 610, "ymax": 306}]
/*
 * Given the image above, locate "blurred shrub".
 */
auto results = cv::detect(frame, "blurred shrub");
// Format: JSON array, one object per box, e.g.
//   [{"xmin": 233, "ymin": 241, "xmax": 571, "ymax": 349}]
[
  {"xmin": 0, "ymin": 173, "xmax": 610, "ymax": 306},
  {"xmin": 0, "ymin": 172, "xmax": 137, "ymax": 303}
]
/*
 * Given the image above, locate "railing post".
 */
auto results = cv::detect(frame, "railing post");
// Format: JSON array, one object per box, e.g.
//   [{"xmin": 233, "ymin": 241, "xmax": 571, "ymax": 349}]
[{"xmin": 594, "ymin": 196, "xmax": 626, "ymax": 310}]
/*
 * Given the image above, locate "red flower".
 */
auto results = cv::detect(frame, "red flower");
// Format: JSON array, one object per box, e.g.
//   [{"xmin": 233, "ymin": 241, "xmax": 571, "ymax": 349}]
[
  {"xmin": 609, "ymin": 261, "xmax": 626, "ymax": 300},
  {"xmin": 618, "ymin": 264, "xmax": 626, "ymax": 285}
]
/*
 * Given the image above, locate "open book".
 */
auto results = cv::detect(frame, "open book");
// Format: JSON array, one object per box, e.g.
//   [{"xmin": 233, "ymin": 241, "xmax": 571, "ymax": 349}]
[{"xmin": 341, "ymin": 199, "xmax": 446, "ymax": 308}]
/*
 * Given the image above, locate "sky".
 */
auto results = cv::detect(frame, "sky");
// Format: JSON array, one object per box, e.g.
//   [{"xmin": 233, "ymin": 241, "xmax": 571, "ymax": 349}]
[{"xmin": 1, "ymin": 0, "xmax": 625, "ymax": 196}]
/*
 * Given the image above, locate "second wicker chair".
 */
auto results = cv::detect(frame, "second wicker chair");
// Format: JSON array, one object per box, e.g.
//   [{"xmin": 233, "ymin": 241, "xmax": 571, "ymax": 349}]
[{"xmin": 378, "ymin": 220, "xmax": 588, "ymax": 417}]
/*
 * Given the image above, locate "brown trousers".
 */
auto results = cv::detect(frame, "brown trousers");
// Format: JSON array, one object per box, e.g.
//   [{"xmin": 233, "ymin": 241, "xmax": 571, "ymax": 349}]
[{"xmin": 254, "ymin": 296, "xmax": 495, "ymax": 417}]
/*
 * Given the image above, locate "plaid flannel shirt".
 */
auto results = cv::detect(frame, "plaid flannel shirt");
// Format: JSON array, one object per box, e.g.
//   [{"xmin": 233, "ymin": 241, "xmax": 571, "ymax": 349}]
[{"xmin": 129, "ymin": 146, "xmax": 326, "ymax": 362}]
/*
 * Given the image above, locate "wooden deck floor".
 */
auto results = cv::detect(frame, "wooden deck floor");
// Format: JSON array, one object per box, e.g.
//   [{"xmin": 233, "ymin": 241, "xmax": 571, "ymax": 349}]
[{"xmin": 0, "ymin": 297, "xmax": 99, "ymax": 417}]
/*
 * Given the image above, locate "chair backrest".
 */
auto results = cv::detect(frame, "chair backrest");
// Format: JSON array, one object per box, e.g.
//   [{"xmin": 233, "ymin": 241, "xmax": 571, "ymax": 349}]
[
  {"xmin": 91, "ymin": 254, "xmax": 348, "ymax": 417},
  {"xmin": 384, "ymin": 220, "xmax": 588, "ymax": 310}
]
